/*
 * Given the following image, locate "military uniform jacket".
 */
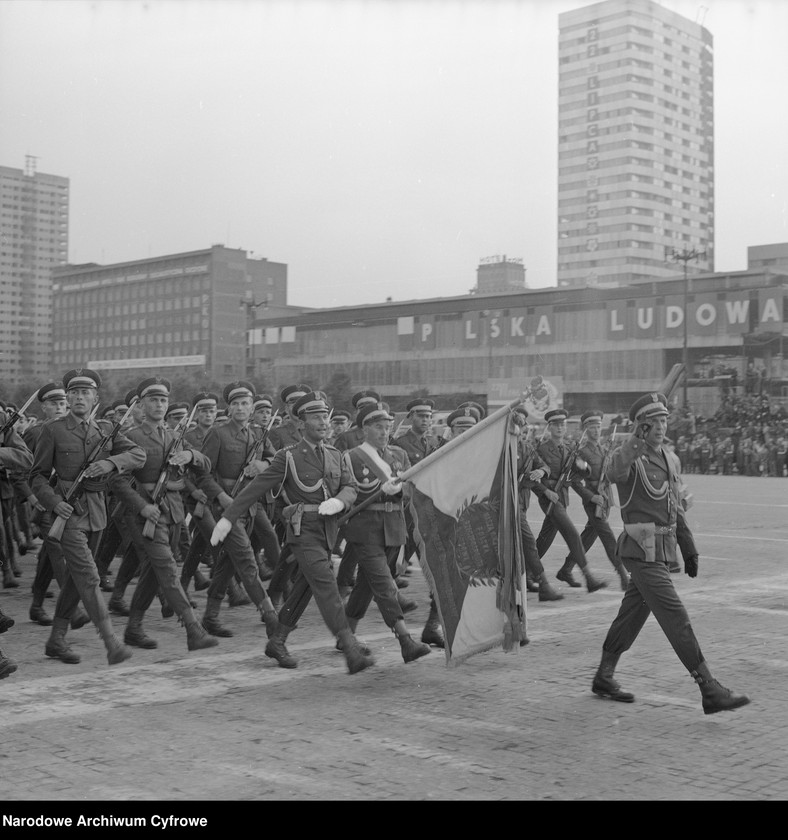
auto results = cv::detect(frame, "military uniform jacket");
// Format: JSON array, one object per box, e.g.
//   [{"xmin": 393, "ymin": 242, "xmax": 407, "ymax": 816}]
[
  {"xmin": 333, "ymin": 425, "xmax": 365, "ymax": 452},
  {"xmin": 197, "ymin": 419, "xmax": 268, "ymax": 502},
  {"xmin": 394, "ymin": 428, "xmax": 439, "ymax": 466},
  {"xmin": 533, "ymin": 439, "xmax": 587, "ymax": 507},
  {"xmin": 570, "ymin": 439, "xmax": 609, "ymax": 504},
  {"xmin": 222, "ymin": 440, "xmax": 358, "ymax": 550},
  {"xmin": 343, "ymin": 443, "xmax": 411, "ymax": 546},
  {"xmin": 267, "ymin": 419, "xmax": 302, "ymax": 452},
  {"xmin": 30, "ymin": 412, "xmax": 145, "ymax": 531},
  {"xmin": 516, "ymin": 439, "xmax": 550, "ymax": 512},
  {"xmin": 1, "ymin": 416, "xmax": 34, "ymax": 502},
  {"xmin": 607, "ymin": 434, "xmax": 697, "ymax": 565},
  {"xmin": 109, "ymin": 420, "xmax": 210, "ymax": 525}
]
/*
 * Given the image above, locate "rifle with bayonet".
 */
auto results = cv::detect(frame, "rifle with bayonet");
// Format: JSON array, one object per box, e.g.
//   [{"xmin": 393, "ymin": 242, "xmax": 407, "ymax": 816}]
[
  {"xmin": 545, "ymin": 429, "xmax": 588, "ymax": 517},
  {"xmin": 48, "ymin": 400, "xmax": 135, "ymax": 542},
  {"xmin": 229, "ymin": 409, "xmax": 280, "ymax": 499},
  {"xmin": 594, "ymin": 424, "xmax": 617, "ymax": 519},
  {"xmin": 142, "ymin": 404, "xmax": 198, "ymax": 538},
  {"xmin": 0, "ymin": 390, "xmax": 38, "ymax": 440}
]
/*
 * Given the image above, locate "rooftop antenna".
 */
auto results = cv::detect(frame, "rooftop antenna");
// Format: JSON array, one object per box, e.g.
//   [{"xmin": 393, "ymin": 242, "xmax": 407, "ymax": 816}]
[
  {"xmin": 696, "ymin": 5, "xmax": 708, "ymax": 25},
  {"xmin": 24, "ymin": 155, "xmax": 38, "ymax": 177}
]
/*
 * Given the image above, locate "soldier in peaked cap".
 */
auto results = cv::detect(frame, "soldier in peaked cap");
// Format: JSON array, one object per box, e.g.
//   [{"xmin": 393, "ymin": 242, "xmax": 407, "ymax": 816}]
[
  {"xmin": 194, "ymin": 379, "xmax": 281, "ymax": 639},
  {"xmin": 591, "ymin": 392, "xmax": 751, "ymax": 715},
  {"xmin": 512, "ymin": 406, "xmax": 564, "ymax": 605},
  {"xmin": 560, "ymin": 410, "xmax": 630, "ymax": 591},
  {"xmin": 531, "ymin": 406, "xmax": 609, "ymax": 593},
  {"xmin": 165, "ymin": 402, "xmax": 190, "ymax": 429},
  {"xmin": 107, "ymin": 376, "xmax": 217, "ymax": 653},
  {"xmin": 333, "ymin": 390, "xmax": 382, "ymax": 452},
  {"xmin": 391, "ymin": 396, "xmax": 445, "ymax": 646},
  {"xmin": 211, "ymin": 391, "xmax": 374, "ymax": 675},
  {"xmin": 252, "ymin": 393, "xmax": 274, "ymax": 429},
  {"xmin": 29, "ymin": 368, "xmax": 146, "ymax": 666},
  {"xmin": 328, "ymin": 408, "xmax": 351, "ymax": 445},
  {"xmin": 268, "ymin": 383, "xmax": 311, "ymax": 451},
  {"xmin": 24, "ymin": 382, "xmax": 70, "ymax": 626},
  {"xmin": 446, "ymin": 404, "xmax": 481, "ymax": 436},
  {"xmin": 177, "ymin": 391, "xmax": 221, "ymax": 597},
  {"xmin": 341, "ymin": 401, "xmax": 431, "ymax": 664}
]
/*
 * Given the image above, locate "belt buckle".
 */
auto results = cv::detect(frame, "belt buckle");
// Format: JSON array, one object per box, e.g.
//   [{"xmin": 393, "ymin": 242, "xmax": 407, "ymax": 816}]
[{"xmin": 384, "ymin": 501, "xmax": 393, "ymax": 513}]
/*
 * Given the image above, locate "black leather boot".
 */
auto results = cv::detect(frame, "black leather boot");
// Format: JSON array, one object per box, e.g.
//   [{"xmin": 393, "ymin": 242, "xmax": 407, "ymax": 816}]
[
  {"xmin": 265, "ymin": 623, "xmax": 297, "ymax": 668},
  {"xmin": 592, "ymin": 649, "xmax": 634, "ymax": 703},
  {"xmin": 45, "ymin": 618, "xmax": 81, "ymax": 664},
  {"xmin": 202, "ymin": 597, "xmax": 233, "ymax": 637},
  {"xmin": 691, "ymin": 661, "xmax": 751, "ymax": 715},
  {"xmin": 124, "ymin": 610, "xmax": 158, "ymax": 649},
  {"xmin": 186, "ymin": 620, "xmax": 219, "ymax": 651}
]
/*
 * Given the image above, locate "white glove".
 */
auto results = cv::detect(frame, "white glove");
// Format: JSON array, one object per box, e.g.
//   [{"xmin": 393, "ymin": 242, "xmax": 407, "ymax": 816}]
[
  {"xmin": 381, "ymin": 479, "xmax": 402, "ymax": 496},
  {"xmin": 210, "ymin": 517, "xmax": 233, "ymax": 545},
  {"xmin": 318, "ymin": 498, "xmax": 344, "ymax": 516}
]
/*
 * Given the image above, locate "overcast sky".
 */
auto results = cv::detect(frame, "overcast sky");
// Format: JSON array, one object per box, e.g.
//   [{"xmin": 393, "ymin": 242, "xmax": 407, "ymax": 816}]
[{"xmin": 1, "ymin": 0, "xmax": 786, "ymax": 308}]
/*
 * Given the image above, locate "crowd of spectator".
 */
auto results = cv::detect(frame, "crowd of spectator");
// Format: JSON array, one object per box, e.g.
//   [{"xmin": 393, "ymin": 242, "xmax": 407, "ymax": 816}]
[{"xmin": 666, "ymin": 393, "xmax": 788, "ymax": 477}]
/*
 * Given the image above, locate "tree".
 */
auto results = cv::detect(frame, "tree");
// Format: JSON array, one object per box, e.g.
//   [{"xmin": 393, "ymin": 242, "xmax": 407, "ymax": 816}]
[{"xmin": 322, "ymin": 369, "xmax": 354, "ymax": 411}]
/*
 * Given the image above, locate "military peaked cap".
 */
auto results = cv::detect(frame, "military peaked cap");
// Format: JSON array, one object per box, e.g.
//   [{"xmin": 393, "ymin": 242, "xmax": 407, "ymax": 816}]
[
  {"xmin": 356, "ymin": 402, "xmax": 393, "ymax": 426},
  {"xmin": 37, "ymin": 383, "xmax": 66, "ymax": 403},
  {"xmin": 63, "ymin": 368, "xmax": 101, "ymax": 390},
  {"xmin": 629, "ymin": 392, "xmax": 669, "ymax": 423}
]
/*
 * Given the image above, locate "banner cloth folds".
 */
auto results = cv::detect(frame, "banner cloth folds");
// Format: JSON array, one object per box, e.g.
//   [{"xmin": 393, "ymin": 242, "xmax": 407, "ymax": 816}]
[{"xmin": 405, "ymin": 400, "xmax": 527, "ymax": 666}]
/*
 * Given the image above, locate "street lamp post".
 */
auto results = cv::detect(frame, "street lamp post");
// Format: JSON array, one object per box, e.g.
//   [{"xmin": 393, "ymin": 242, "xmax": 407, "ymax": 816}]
[{"xmin": 667, "ymin": 247, "xmax": 706, "ymax": 408}]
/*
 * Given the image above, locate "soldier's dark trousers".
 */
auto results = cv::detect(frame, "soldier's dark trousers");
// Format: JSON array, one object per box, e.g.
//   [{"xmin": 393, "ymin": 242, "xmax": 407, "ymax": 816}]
[
  {"xmin": 52, "ymin": 526, "xmax": 110, "ymax": 624},
  {"xmin": 205, "ymin": 516, "xmax": 268, "ymax": 605},
  {"xmin": 601, "ymin": 556, "xmax": 704, "ymax": 672},
  {"xmin": 278, "ymin": 543, "xmax": 349, "ymax": 636},
  {"xmin": 518, "ymin": 509, "xmax": 545, "ymax": 579},
  {"xmin": 535, "ymin": 496, "xmax": 588, "ymax": 568},
  {"xmin": 125, "ymin": 515, "xmax": 194, "ymax": 618},
  {"xmin": 564, "ymin": 499, "xmax": 619, "ymax": 571},
  {"xmin": 344, "ymin": 543, "xmax": 403, "ymax": 627}
]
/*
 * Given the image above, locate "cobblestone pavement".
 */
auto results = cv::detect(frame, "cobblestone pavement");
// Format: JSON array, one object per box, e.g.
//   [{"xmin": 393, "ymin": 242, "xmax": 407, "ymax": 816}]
[{"xmin": 0, "ymin": 475, "xmax": 785, "ymax": 802}]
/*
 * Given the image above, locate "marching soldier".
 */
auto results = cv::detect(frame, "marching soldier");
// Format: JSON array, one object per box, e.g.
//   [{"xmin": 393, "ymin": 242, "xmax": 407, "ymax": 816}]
[
  {"xmin": 108, "ymin": 377, "xmax": 218, "ymax": 652},
  {"xmin": 394, "ymin": 397, "xmax": 446, "ymax": 646},
  {"xmin": 29, "ymin": 368, "xmax": 145, "ymax": 666},
  {"xmin": 178, "ymin": 391, "xmax": 220, "ymax": 596},
  {"xmin": 196, "ymin": 381, "xmax": 280, "ymax": 639},
  {"xmin": 532, "ymin": 408, "xmax": 608, "ymax": 593},
  {"xmin": 211, "ymin": 391, "xmax": 373, "ymax": 675},
  {"xmin": 592, "ymin": 392, "xmax": 751, "ymax": 714},
  {"xmin": 267, "ymin": 384, "xmax": 311, "ymax": 451},
  {"xmin": 343, "ymin": 401, "xmax": 431, "ymax": 663},
  {"xmin": 327, "ymin": 409, "xmax": 351, "ymax": 445},
  {"xmin": 25, "ymin": 383, "xmax": 85, "ymax": 626},
  {"xmin": 513, "ymin": 407, "xmax": 564, "ymax": 603},
  {"xmin": 333, "ymin": 390, "xmax": 381, "ymax": 452},
  {"xmin": 0, "ymin": 401, "xmax": 34, "ymax": 678},
  {"xmin": 561, "ymin": 410, "xmax": 630, "ymax": 590}
]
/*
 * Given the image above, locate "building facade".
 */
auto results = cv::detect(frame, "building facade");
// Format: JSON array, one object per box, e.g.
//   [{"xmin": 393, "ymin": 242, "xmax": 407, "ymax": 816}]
[
  {"xmin": 557, "ymin": 0, "xmax": 714, "ymax": 287},
  {"xmin": 0, "ymin": 158, "xmax": 69, "ymax": 386},
  {"xmin": 52, "ymin": 245, "xmax": 288, "ymax": 383},
  {"xmin": 251, "ymin": 264, "xmax": 786, "ymax": 419}
]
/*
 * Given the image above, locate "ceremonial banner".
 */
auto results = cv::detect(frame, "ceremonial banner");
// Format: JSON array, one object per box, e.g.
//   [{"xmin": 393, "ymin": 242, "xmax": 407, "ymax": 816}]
[{"xmin": 405, "ymin": 399, "xmax": 527, "ymax": 666}]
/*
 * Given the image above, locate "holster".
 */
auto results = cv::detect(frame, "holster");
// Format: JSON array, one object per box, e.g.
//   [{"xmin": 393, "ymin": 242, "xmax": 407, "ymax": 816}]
[
  {"xmin": 282, "ymin": 502, "xmax": 304, "ymax": 537},
  {"xmin": 623, "ymin": 522, "xmax": 656, "ymax": 563}
]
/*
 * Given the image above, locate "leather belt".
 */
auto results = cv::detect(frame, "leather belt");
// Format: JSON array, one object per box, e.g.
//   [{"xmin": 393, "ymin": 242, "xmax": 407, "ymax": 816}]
[
  {"xmin": 300, "ymin": 504, "xmax": 322, "ymax": 512},
  {"xmin": 365, "ymin": 502, "xmax": 402, "ymax": 512},
  {"xmin": 140, "ymin": 480, "xmax": 186, "ymax": 494}
]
